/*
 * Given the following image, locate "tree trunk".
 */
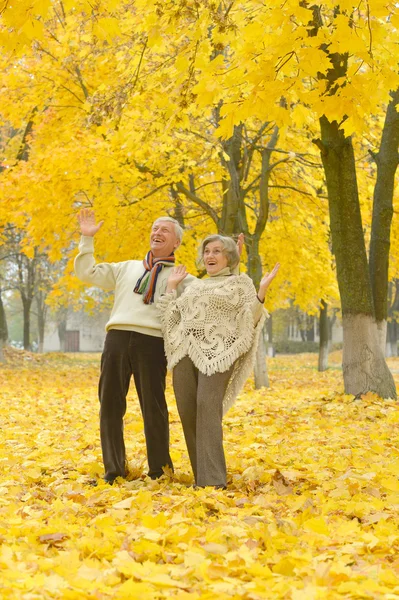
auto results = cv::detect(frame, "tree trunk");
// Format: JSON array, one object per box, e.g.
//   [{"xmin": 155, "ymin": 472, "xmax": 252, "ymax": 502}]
[
  {"xmin": 37, "ymin": 314, "xmax": 45, "ymax": 353},
  {"xmin": 376, "ymin": 321, "xmax": 387, "ymax": 356},
  {"xmin": 369, "ymin": 89, "xmax": 399, "ymax": 353},
  {"xmin": 254, "ymin": 323, "xmax": 269, "ymax": 389},
  {"xmin": 318, "ymin": 115, "xmax": 396, "ymax": 398},
  {"xmin": 220, "ymin": 125, "xmax": 244, "ymax": 235},
  {"xmin": 298, "ymin": 313, "xmax": 306, "ymax": 342},
  {"xmin": 0, "ymin": 291, "xmax": 7, "ymax": 363},
  {"xmin": 328, "ymin": 309, "xmax": 338, "ymax": 350},
  {"xmin": 58, "ymin": 318, "xmax": 67, "ymax": 352},
  {"xmin": 306, "ymin": 314, "xmax": 315, "ymax": 341},
  {"xmin": 386, "ymin": 320, "xmax": 398, "ymax": 358},
  {"xmin": 247, "ymin": 241, "xmax": 269, "ymax": 388},
  {"xmin": 21, "ymin": 296, "xmax": 32, "ymax": 351},
  {"xmin": 0, "ymin": 290, "xmax": 8, "ymax": 342},
  {"xmin": 171, "ymin": 186, "xmax": 185, "ymax": 228},
  {"xmin": 387, "ymin": 280, "xmax": 399, "ymax": 357},
  {"xmin": 267, "ymin": 313, "xmax": 274, "ymax": 357},
  {"xmin": 343, "ymin": 314, "xmax": 396, "ymax": 398},
  {"xmin": 36, "ymin": 293, "xmax": 46, "ymax": 353},
  {"xmin": 318, "ymin": 300, "xmax": 329, "ymax": 371}
]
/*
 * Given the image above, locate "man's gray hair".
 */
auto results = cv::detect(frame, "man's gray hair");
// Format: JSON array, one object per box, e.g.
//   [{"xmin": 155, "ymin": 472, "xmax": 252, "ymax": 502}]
[
  {"xmin": 152, "ymin": 216, "xmax": 184, "ymax": 243},
  {"xmin": 198, "ymin": 234, "xmax": 239, "ymax": 269}
]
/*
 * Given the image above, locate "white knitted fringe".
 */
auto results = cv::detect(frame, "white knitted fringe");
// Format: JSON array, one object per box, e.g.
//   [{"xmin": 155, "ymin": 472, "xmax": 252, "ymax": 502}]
[
  {"xmin": 166, "ymin": 309, "xmax": 255, "ymax": 376},
  {"xmin": 222, "ymin": 310, "xmax": 267, "ymax": 415}
]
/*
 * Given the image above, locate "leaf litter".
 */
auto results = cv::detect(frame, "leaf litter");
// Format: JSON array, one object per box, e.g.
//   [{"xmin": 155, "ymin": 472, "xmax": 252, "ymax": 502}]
[{"xmin": 0, "ymin": 351, "xmax": 399, "ymax": 599}]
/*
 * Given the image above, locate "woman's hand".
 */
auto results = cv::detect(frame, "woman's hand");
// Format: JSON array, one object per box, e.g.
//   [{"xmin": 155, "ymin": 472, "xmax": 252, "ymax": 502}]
[
  {"xmin": 77, "ymin": 208, "xmax": 104, "ymax": 237},
  {"xmin": 166, "ymin": 265, "xmax": 187, "ymax": 292},
  {"xmin": 257, "ymin": 263, "xmax": 280, "ymax": 302},
  {"xmin": 236, "ymin": 233, "xmax": 244, "ymax": 256}
]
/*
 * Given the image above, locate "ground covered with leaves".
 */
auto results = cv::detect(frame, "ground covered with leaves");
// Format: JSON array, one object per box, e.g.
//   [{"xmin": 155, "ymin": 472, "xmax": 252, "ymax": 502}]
[{"xmin": 0, "ymin": 350, "xmax": 399, "ymax": 599}]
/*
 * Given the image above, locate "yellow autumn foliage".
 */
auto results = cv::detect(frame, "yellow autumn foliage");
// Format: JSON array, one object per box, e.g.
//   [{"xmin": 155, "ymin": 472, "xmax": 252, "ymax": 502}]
[
  {"xmin": 2, "ymin": 0, "xmax": 399, "ymax": 319},
  {"xmin": 0, "ymin": 350, "xmax": 399, "ymax": 599}
]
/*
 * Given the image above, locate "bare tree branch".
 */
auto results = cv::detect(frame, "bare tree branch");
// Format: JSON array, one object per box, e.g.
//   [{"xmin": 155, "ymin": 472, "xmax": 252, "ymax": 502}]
[{"xmin": 175, "ymin": 182, "xmax": 219, "ymax": 225}]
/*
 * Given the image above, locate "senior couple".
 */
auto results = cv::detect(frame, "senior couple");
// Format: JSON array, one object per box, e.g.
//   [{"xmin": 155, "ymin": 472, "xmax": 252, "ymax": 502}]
[{"xmin": 75, "ymin": 209, "xmax": 279, "ymax": 489}]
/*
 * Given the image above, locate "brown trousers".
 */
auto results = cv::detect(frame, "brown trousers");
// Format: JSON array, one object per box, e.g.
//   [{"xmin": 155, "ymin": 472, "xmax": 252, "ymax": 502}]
[
  {"xmin": 173, "ymin": 356, "xmax": 233, "ymax": 487},
  {"xmin": 99, "ymin": 330, "xmax": 172, "ymax": 481}
]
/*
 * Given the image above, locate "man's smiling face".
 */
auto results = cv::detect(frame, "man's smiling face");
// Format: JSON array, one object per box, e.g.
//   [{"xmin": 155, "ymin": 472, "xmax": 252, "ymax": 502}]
[{"xmin": 150, "ymin": 220, "xmax": 180, "ymax": 257}]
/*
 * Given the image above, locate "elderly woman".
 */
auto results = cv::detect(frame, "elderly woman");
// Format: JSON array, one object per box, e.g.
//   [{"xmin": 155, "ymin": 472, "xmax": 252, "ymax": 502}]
[{"xmin": 157, "ymin": 234, "xmax": 279, "ymax": 489}]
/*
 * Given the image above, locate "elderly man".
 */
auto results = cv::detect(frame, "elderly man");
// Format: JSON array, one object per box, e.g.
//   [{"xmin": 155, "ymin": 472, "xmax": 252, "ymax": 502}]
[{"xmin": 75, "ymin": 209, "xmax": 194, "ymax": 484}]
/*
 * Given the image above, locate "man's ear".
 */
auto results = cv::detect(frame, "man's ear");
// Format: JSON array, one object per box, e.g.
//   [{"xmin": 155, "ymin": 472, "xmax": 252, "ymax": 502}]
[{"xmin": 174, "ymin": 239, "xmax": 181, "ymax": 250}]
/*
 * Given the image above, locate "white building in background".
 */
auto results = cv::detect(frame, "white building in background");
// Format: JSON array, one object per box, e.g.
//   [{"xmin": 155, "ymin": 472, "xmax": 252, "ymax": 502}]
[
  {"xmin": 44, "ymin": 310, "xmax": 109, "ymax": 352},
  {"xmin": 43, "ymin": 308, "xmax": 344, "ymax": 353}
]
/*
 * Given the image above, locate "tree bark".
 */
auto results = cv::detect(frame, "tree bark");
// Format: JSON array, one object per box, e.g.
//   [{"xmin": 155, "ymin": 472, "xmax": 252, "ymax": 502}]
[
  {"xmin": 369, "ymin": 89, "xmax": 399, "ymax": 352},
  {"xmin": 318, "ymin": 116, "xmax": 396, "ymax": 398},
  {"xmin": 297, "ymin": 311, "xmax": 306, "ymax": 341},
  {"xmin": 171, "ymin": 186, "xmax": 185, "ymax": 228},
  {"xmin": 306, "ymin": 314, "xmax": 315, "ymax": 342},
  {"xmin": 58, "ymin": 313, "xmax": 67, "ymax": 352},
  {"xmin": 254, "ymin": 323, "xmax": 270, "ymax": 389},
  {"xmin": 0, "ymin": 288, "xmax": 7, "ymax": 363},
  {"xmin": 35, "ymin": 291, "xmax": 47, "ymax": 353},
  {"xmin": 0, "ymin": 289, "xmax": 8, "ymax": 343},
  {"xmin": 387, "ymin": 279, "xmax": 399, "ymax": 357},
  {"xmin": 328, "ymin": 309, "xmax": 338, "ymax": 349},
  {"xmin": 220, "ymin": 124, "xmax": 244, "ymax": 235},
  {"xmin": 21, "ymin": 296, "xmax": 32, "ymax": 351},
  {"xmin": 318, "ymin": 300, "xmax": 329, "ymax": 371},
  {"xmin": 386, "ymin": 321, "xmax": 398, "ymax": 358},
  {"xmin": 267, "ymin": 313, "xmax": 274, "ymax": 357},
  {"xmin": 343, "ymin": 314, "xmax": 396, "ymax": 398},
  {"xmin": 246, "ymin": 239, "xmax": 269, "ymax": 387},
  {"xmin": 37, "ymin": 310, "xmax": 45, "ymax": 353}
]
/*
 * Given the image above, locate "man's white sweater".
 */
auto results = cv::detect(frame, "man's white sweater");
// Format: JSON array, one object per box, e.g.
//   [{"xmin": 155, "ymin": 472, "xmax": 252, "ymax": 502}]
[{"xmin": 74, "ymin": 236, "xmax": 195, "ymax": 338}]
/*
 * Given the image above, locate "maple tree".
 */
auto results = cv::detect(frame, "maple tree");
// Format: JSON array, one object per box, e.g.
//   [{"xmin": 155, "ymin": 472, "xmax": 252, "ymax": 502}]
[
  {"xmin": 0, "ymin": 228, "xmax": 38, "ymax": 351},
  {"xmin": 127, "ymin": 0, "xmax": 399, "ymax": 397},
  {"xmin": 0, "ymin": 226, "xmax": 64, "ymax": 351},
  {"xmin": 151, "ymin": 116, "xmax": 336, "ymax": 386},
  {"xmin": 2, "ymin": 5, "xmax": 399, "ymax": 595},
  {"xmin": 1, "ymin": 0, "xmax": 399, "ymax": 397}
]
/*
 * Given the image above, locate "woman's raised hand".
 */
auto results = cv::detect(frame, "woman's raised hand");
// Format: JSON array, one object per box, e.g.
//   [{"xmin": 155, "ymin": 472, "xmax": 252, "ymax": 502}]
[
  {"xmin": 77, "ymin": 208, "xmax": 104, "ymax": 237},
  {"xmin": 166, "ymin": 265, "xmax": 187, "ymax": 292},
  {"xmin": 258, "ymin": 263, "xmax": 280, "ymax": 302},
  {"xmin": 236, "ymin": 233, "xmax": 245, "ymax": 256}
]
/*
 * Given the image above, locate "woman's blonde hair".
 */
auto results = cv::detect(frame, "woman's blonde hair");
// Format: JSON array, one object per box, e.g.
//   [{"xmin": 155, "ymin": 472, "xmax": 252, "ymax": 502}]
[{"xmin": 198, "ymin": 234, "xmax": 240, "ymax": 269}]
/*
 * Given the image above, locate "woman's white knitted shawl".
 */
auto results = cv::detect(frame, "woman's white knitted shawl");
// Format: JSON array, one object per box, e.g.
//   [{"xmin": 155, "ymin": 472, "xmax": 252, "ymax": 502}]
[{"xmin": 157, "ymin": 273, "xmax": 267, "ymax": 414}]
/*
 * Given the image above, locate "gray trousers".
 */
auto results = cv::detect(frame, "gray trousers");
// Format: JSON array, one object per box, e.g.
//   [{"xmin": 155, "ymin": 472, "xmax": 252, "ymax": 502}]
[{"xmin": 173, "ymin": 356, "xmax": 233, "ymax": 487}]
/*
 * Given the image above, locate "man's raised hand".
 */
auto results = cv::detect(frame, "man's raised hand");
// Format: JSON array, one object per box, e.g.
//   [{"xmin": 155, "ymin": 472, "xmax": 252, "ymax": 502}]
[{"xmin": 77, "ymin": 208, "xmax": 104, "ymax": 237}]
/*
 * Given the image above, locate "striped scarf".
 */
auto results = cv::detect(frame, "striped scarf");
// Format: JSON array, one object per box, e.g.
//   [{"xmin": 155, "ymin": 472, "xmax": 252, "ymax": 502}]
[{"xmin": 134, "ymin": 251, "xmax": 175, "ymax": 304}]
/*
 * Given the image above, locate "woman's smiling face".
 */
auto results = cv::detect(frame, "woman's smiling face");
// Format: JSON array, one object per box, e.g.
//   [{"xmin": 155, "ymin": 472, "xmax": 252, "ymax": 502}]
[{"xmin": 203, "ymin": 241, "xmax": 228, "ymax": 275}]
